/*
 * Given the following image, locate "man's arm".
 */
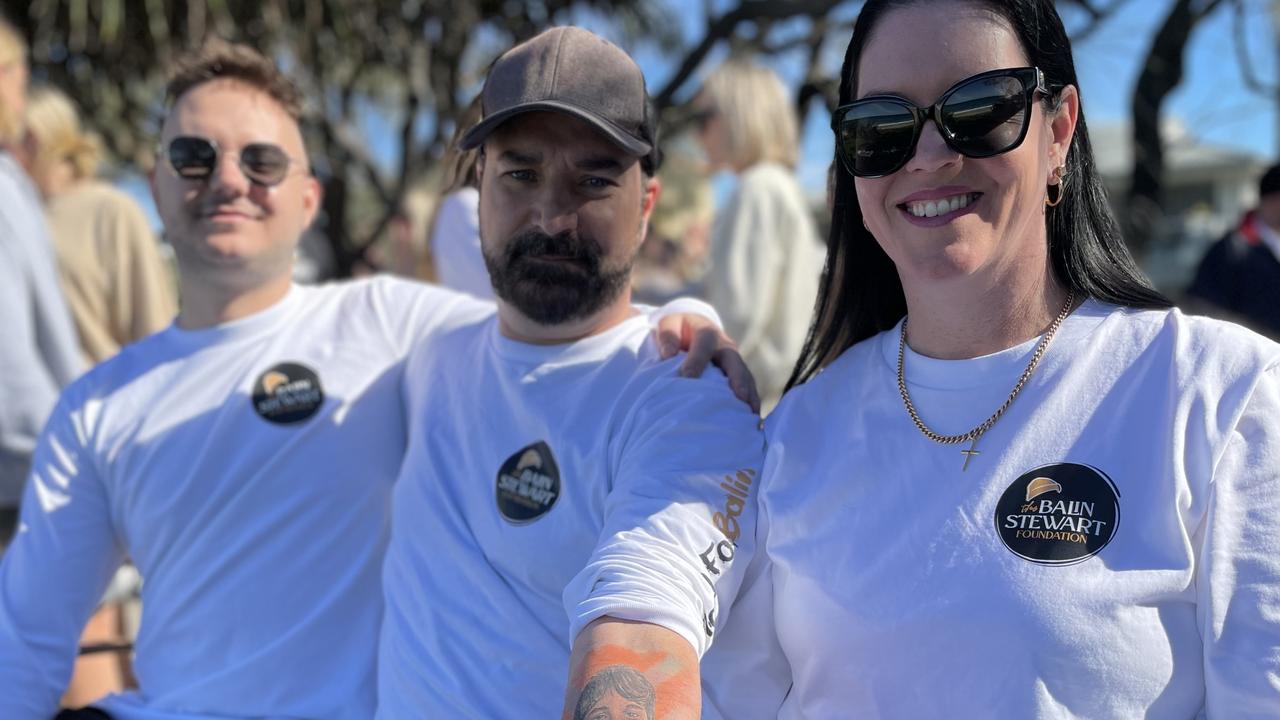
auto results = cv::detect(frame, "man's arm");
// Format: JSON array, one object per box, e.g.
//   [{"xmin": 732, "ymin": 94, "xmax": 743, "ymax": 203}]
[
  {"xmin": 562, "ymin": 618, "xmax": 698, "ymax": 720},
  {"xmin": 0, "ymin": 395, "xmax": 123, "ymax": 717},
  {"xmin": 561, "ymin": 369, "xmax": 764, "ymax": 720}
]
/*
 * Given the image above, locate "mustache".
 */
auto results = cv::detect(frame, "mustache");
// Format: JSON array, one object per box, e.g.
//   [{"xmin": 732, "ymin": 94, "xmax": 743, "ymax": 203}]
[{"xmin": 506, "ymin": 229, "xmax": 601, "ymax": 268}]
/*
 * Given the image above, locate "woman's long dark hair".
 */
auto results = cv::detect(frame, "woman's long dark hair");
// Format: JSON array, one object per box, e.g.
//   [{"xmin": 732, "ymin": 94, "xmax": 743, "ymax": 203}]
[{"xmin": 786, "ymin": 0, "xmax": 1171, "ymax": 390}]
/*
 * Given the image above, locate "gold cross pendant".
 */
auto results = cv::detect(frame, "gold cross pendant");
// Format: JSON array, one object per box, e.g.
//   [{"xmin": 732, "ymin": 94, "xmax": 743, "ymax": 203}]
[{"xmin": 961, "ymin": 436, "xmax": 980, "ymax": 472}]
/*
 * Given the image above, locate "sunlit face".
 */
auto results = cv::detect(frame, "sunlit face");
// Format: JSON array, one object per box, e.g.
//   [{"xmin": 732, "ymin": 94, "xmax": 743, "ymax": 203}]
[
  {"xmin": 477, "ymin": 111, "xmax": 659, "ymax": 326},
  {"xmin": 151, "ymin": 79, "xmax": 319, "ymax": 287},
  {"xmin": 582, "ymin": 688, "xmax": 649, "ymax": 720},
  {"xmin": 853, "ymin": 2, "xmax": 1075, "ymax": 290}
]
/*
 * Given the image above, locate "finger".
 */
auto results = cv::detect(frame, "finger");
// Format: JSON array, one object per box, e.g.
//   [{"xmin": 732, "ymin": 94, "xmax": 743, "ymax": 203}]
[
  {"xmin": 654, "ymin": 316, "xmax": 682, "ymax": 359},
  {"xmin": 714, "ymin": 347, "xmax": 761, "ymax": 414},
  {"xmin": 678, "ymin": 326, "xmax": 719, "ymax": 378}
]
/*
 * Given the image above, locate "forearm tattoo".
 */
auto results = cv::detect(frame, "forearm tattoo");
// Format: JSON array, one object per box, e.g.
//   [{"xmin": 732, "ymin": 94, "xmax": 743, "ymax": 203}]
[{"xmin": 573, "ymin": 665, "xmax": 656, "ymax": 720}]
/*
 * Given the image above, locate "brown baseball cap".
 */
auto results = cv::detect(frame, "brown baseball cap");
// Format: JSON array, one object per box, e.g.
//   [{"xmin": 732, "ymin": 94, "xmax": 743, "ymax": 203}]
[{"xmin": 459, "ymin": 26, "xmax": 656, "ymax": 163}]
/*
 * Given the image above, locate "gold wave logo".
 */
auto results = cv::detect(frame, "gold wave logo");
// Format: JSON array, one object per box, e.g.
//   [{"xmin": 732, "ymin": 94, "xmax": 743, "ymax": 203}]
[
  {"xmin": 261, "ymin": 370, "xmax": 290, "ymax": 395},
  {"xmin": 516, "ymin": 448, "xmax": 543, "ymax": 471},
  {"xmin": 1025, "ymin": 476, "xmax": 1063, "ymax": 502}
]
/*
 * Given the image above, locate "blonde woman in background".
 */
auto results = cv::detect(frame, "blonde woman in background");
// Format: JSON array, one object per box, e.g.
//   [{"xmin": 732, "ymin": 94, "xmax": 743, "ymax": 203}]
[
  {"xmin": 25, "ymin": 85, "xmax": 177, "ymax": 366},
  {"xmin": 693, "ymin": 60, "xmax": 825, "ymax": 410}
]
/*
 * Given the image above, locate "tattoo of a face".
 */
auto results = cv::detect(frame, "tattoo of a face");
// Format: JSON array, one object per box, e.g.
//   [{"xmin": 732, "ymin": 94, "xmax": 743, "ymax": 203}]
[{"xmin": 573, "ymin": 665, "xmax": 656, "ymax": 720}]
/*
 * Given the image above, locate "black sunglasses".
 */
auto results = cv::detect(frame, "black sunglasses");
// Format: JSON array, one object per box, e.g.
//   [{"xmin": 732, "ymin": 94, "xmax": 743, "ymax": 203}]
[
  {"xmin": 832, "ymin": 67, "xmax": 1050, "ymax": 178},
  {"xmin": 162, "ymin": 135, "xmax": 300, "ymax": 187}
]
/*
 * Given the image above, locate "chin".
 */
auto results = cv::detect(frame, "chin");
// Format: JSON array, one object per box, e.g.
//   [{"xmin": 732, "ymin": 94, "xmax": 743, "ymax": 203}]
[{"xmin": 901, "ymin": 238, "xmax": 990, "ymax": 283}]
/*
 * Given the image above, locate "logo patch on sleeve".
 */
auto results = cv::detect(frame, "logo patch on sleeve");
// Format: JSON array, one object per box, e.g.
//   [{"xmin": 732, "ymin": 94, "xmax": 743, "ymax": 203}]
[
  {"xmin": 993, "ymin": 463, "xmax": 1120, "ymax": 565},
  {"xmin": 251, "ymin": 362, "xmax": 325, "ymax": 424},
  {"xmin": 496, "ymin": 441, "xmax": 561, "ymax": 523}
]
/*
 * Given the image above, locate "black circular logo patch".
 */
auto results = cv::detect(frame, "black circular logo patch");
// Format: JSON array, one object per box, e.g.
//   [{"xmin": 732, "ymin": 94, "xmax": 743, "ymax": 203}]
[
  {"xmin": 994, "ymin": 463, "xmax": 1120, "ymax": 566},
  {"xmin": 251, "ymin": 362, "xmax": 325, "ymax": 425},
  {"xmin": 495, "ymin": 441, "xmax": 561, "ymax": 523}
]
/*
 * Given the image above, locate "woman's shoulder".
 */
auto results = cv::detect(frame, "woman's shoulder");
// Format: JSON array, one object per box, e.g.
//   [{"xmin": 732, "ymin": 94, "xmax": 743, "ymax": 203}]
[{"xmin": 1094, "ymin": 301, "xmax": 1280, "ymax": 382}]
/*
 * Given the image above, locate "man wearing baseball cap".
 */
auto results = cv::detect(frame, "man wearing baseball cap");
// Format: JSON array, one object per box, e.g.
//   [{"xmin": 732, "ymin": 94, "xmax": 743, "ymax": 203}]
[{"xmin": 377, "ymin": 27, "xmax": 763, "ymax": 719}]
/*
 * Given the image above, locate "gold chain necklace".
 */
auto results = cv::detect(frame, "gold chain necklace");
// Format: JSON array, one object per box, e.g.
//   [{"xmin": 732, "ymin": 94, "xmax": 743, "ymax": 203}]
[{"xmin": 896, "ymin": 289, "xmax": 1075, "ymax": 472}]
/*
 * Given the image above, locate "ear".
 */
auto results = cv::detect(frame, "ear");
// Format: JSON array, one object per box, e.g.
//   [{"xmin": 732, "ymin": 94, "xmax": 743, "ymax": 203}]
[
  {"xmin": 301, "ymin": 175, "xmax": 324, "ymax": 229},
  {"xmin": 637, "ymin": 174, "xmax": 662, "ymax": 244},
  {"xmin": 641, "ymin": 174, "xmax": 661, "ymax": 220},
  {"xmin": 1048, "ymin": 84, "xmax": 1079, "ymax": 176}
]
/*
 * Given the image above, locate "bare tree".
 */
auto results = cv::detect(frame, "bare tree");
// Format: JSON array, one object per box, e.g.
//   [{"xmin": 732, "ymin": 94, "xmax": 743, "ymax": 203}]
[{"xmin": 1120, "ymin": 0, "xmax": 1228, "ymax": 256}]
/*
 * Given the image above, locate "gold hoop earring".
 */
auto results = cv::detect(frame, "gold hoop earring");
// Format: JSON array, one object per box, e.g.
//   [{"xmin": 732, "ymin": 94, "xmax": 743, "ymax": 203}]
[
  {"xmin": 1045, "ymin": 167, "xmax": 1066, "ymax": 208},
  {"xmin": 1045, "ymin": 183, "xmax": 1064, "ymax": 208}
]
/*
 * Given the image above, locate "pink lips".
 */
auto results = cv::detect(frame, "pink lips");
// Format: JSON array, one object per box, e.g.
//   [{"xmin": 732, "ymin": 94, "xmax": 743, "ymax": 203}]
[
  {"xmin": 895, "ymin": 187, "xmax": 982, "ymax": 228},
  {"xmin": 202, "ymin": 208, "xmax": 256, "ymax": 223}
]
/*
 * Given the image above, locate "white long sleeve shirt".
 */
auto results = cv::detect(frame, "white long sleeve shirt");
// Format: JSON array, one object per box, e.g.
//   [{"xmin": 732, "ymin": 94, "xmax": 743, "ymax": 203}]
[
  {"xmin": 703, "ymin": 301, "xmax": 1280, "ymax": 719},
  {"xmin": 0, "ymin": 278, "xmax": 491, "ymax": 719},
  {"xmin": 377, "ymin": 312, "xmax": 764, "ymax": 719}
]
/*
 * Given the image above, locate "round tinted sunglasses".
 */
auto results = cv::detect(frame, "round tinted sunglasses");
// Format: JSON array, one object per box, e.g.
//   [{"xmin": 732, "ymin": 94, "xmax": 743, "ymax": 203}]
[
  {"xmin": 832, "ymin": 67, "xmax": 1051, "ymax": 178},
  {"xmin": 161, "ymin": 135, "xmax": 302, "ymax": 187}
]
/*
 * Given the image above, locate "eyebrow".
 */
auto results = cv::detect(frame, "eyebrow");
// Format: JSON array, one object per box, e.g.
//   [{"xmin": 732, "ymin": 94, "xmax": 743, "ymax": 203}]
[
  {"xmin": 496, "ymin": 149, "xmax": 625, "ymax": 174},
  {"xmin": 575, "ymin": 156, "xmax": 624, "ymax": 173},
  {"xmin": 498, "ymin": 149, "xmax": 541, "ymax": 165}
]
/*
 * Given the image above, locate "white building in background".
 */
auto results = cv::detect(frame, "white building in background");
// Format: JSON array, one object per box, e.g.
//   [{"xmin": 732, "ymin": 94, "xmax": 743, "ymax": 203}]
[{"xmin": 1091, "ymin": 120, "xmax": 1268, "ymax": 292}]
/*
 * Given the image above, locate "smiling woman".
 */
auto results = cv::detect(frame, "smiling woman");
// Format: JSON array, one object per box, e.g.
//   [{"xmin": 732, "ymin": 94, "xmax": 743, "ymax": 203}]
[{"xmin": 701, "ymin": 1, "xmax": 1280, "ymax": 718}]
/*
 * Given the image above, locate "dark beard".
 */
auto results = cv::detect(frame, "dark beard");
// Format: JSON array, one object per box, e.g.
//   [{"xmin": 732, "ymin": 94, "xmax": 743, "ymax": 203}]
[{"xmin": 483, "ymin": 228, "xmax": 632, "ymax": 326}]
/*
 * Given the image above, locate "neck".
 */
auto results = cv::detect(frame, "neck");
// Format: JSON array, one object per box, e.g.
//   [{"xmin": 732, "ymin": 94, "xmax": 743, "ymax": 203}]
[
  {"xmin": 901, "ymin": 262, "xmax": 1070, "ymax": 360},
  {"xmin": 497, "ymin": 292, "xmax": 637, "ymax": 345},
  {"xmin": 40, "ymin": 162, "xmax": 77, "ymax": 198},
  {"xmin": 176, "ymin": 271, "xmax": 293, "ymax": 330}
]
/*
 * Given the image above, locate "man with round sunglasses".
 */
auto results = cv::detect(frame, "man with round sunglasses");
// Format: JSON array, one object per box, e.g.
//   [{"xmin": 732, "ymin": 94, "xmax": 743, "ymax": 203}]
[{"xmin": 0, "ymin": 39, "xmax": 752, "ymax": 720}]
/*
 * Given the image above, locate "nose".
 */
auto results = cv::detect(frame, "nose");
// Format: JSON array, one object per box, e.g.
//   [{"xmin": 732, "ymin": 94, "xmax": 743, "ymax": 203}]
[
  {"xmin": 206, "ymin": 149, "xmax": 251, "ymax": 197},
  {"xmin": 903, "ymin": 114, "xmax": 961, "ymax": 175},
  {"xmin": 531, "ymin": 183, "xmax": 580, "ymax": 237}
]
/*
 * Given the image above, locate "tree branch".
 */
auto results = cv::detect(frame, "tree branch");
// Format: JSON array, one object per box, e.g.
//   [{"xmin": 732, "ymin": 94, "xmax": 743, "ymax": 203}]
[
  {"xmin": 1230, "ymin": 0, "xmax": 1279, "ymax": 97},
  {"xmin": 652, "ymin": 0, "xmax": 844, "ymax": 110}
]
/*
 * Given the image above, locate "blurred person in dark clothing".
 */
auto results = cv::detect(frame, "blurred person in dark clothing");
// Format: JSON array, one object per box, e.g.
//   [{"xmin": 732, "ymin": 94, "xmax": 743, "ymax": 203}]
[{"xmin": 1185, "ymin": 163, "xmax": 1280, "ymax": 339}]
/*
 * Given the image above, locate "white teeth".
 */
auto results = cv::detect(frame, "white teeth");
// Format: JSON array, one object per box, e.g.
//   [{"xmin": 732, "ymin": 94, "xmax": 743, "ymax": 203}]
[{"xmin": 905, "ymin": 193, "xmax": 978, "ymax": 218}]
